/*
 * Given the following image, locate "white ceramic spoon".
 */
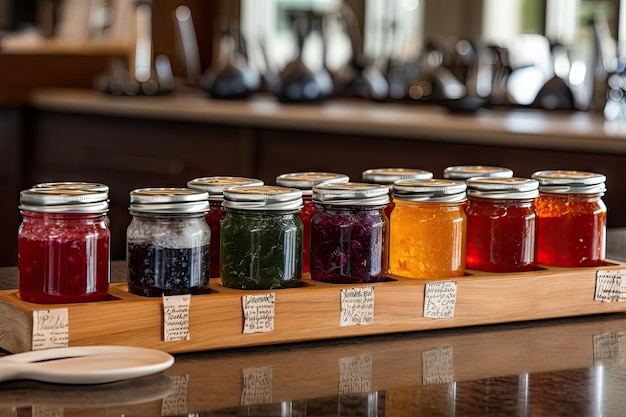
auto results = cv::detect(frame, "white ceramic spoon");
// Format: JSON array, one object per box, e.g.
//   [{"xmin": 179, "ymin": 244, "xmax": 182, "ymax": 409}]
[{"xmin": 0, "ymin": 346, "xmax": 175, "ymax": 384}]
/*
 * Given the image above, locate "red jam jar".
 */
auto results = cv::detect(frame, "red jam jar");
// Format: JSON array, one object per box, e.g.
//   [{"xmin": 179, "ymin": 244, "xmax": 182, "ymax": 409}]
[
  {"xmin": 187, "ymin": 176, "xmax": 264, "ymax": 277},
  {"xmin": 443, "ymin": 165, "xmax": 513, "ymax": 181},
  {"xmin": 18, "ymin": 182, "xmax": 111, "ymax": 303},
  {"xmin": 310, "ymin": 182, "xmax": 389, "ymax": 283},
  {"xmin": 531, "ymin": 170, "xmax": 607, "ymax": 267},
  {"xmin": 276, "ymin": 172, "xmax": 349, "ymax": 274},
  {"xmin": 465, "ymin": 177, "xmax": 539, "ymax": 272},
  {"xmin": 362, "ymin": 168, "xmax": 434, "ymax": 218}
]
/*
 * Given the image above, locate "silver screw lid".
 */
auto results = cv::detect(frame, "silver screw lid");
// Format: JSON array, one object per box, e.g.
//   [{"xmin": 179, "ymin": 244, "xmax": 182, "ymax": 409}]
[
  {"xmin": 393, "ymin": 179, "xmax": 467, "ymax": 202},
  {"xmin": 20, "ymin": 182, "xmax": 110, "ymax": 213},
  {"xmin": 443, "ymin": 165, "xmax": 513, "ymax": 180},
  {"xmin": 313, "ymin": 182, "xmax": 390, "ymax": 206},
  {"xmin": 362, "ymin": 168, "xmax": 434, "ymax": 184},
  {"xmin": 276, "ymin": 172, "xmax": 349, "ymax": 195},
  {"xmin": 187, "ymin": 176, "xmax": 264, "ymax": 200},
  {"xmin": 531, "ymin": 170, "xmax": 606, "ymax": 194},
  {"xmin": 223, "ymin": 185, "xmax": 303, "ymax": 211},
  {"xmin": 130, "ymin": 188, "xmax": 210, "ymax": 214},
  {"xmin": 466, "ymin": 177, "xmax": 539, "ymax": 200}
]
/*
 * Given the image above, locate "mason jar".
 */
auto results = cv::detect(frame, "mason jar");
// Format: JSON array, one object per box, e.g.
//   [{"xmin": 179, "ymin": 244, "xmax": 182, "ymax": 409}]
[
  {"xmin": 127, "ymin": 188, "xmax": 211, "ymax": 296},
  {"xmin": 220, "ymin": 185, "xmax": 303, "ymax": 290},
  {"xmin": 18, "ymin": 182, "xmax": 111, "ymax": 303},
  {"xmin": 389, "ymin": 179, "xmax": 467, "ymax": 278},
  {"xmin": 187, "ymin": 176, "xmax": 264, "ymax": 277},
  {"xmin": 532, "ymin": 170, "xmax": 607, "ymax": 267},
  {"xmin": 310, "ymin": 182, "xmax": 389, "ymax": 283}
]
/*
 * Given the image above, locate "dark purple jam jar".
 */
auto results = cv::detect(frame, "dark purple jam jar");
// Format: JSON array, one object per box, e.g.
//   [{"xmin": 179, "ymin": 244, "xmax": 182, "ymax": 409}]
[{"xmin": 310, "ymin": 182, "xmax": 389, "ymax": 283}]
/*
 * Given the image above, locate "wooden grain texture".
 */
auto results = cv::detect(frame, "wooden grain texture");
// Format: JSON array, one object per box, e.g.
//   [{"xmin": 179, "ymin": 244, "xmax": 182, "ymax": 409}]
[{"xmin": 1, "ymin": 262, "xmax": 625, "ymax": 354}]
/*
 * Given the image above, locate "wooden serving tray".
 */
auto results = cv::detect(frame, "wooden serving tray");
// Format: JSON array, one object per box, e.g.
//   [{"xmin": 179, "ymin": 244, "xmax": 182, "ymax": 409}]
[{"xmin": 1, "ymin": 261, "xmax": 625, "ymax": 354}]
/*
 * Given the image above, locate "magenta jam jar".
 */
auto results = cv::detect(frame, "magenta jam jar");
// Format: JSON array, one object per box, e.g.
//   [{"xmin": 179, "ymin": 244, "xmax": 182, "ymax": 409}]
[{"xmin": 18, "ymin": 182, "xmax": 111, "ymax": 303}]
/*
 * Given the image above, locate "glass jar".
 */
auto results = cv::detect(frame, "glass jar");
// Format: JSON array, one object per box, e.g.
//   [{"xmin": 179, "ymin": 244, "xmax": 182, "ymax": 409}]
[
  {"xmin": 531, "ymin": 170, "xmax": 607, "ymax": 267},
  {"xmin": 443, "ymin": 165, "xmax": 514, "ymax": 181},
  {"xmin": 362, "ymin": 168, "xmax": 433, "ymax": 218},
  {"xmin": 127, "ymin": 188, "xmax": 211, "ymax": 296},
  {"xmin": 220, "ymin": 185, "xmax": 303, "ymax": 290},
  {"xmin": 276, "ymin": 172, "xmax": 349, "ymax": 274},
  {"xmin": 389, "ymin": 179, "xmax": 467, "ymax": 278},
  {"xmin": 187, "ymin": 176, "xmax": 264, "ymax": 278},
  {"xmin": 18, "ymin": 182, "xmax": 111, "ymax": 303},
  {"xmin": 310, "ymin": 182, "xmax": 389, "ymax": 283},
  {"xmin": 465, "ymin": 177, "xmax": 539, "ymax": 272}
]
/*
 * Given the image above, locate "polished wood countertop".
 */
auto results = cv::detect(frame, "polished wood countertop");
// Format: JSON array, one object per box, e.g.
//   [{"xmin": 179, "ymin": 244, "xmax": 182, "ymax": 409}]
[{"xmin": 28, "ymin": 87, "xmax": 626, "ymax": 155}]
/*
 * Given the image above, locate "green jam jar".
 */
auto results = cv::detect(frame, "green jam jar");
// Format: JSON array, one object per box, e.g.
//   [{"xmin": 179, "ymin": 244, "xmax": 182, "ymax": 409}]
[{"xmin": 220, "ymin": 185, "xmax": 304, "ymax": 290}]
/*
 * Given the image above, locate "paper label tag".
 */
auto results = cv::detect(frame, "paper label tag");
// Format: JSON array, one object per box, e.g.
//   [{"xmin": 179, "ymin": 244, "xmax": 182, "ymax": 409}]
[
  {"xmin": 595, "ymin": 270, "xmax": 626, "ymax": 302},
  {"xmin": 161, "ymin": 375, "xmax": 189, "ymax": 416},
  {"xmin": 32, "ymin": 308, "xmax": 69, "ymax": 351},
  {"xmin": 423, "ymin": 281, "xmax": 457, "ymax": 319},
  {"xmin": 241, "ymin": 366, "xmax": 273, "ymax": 405},
  {"xmin": 422, "ymin": 346, "xmax": 454, "ymax": 385},
  {"xmin": 593, "ymin": 332, "xmax": 626, "ymax": 365},
  {"xmin": 340, "ymin": 287, "xmax": 374, "ymax": 327},
  {"xmin": 339, "ymin": 354, "xmax": 372, "ymax": 394},
  {"xmin": 242, "ymin": 293, "xmax": 275, "ymax": 334},
  {"xmin": 163, "ymin": 295, "xmax": 191, "ymax": 341}
]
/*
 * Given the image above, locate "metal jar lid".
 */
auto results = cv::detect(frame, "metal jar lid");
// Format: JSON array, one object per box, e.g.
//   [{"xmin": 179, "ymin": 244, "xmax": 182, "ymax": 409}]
[
  {"xmin": 466, "ymin": 177, "xmax": 539, "ymax": 200},
  {"xmin": 393, "ymin": 179, "xmax": 467, "ymax": 202},
  {"xmin": 20, "ymin": 182, "xmax": 110, "ymax": 213},
  {"xmin": 187, "ymin": 176, "xmax": 264, "ymax": 200},
  {"xmin": 443, "ymin": 165, "xmax": 514, "ymax": 180},
  {"xmin": 276, "ymin": 172, "xmax": 350, "ymax": 194},
  {"xmin": 223, "ymin": 185, "xmax": 303, "ymax": 211},
  {"xmin": 130, "ymin": 188, "xmax": 210, "ymax": 214},
  {"xmin": 312, "ymin": 182, "xmax": 390, "ymax": 206},
  {"xmin": 531, "ymin": 170, "xmax": 607, "ymax": 194},
  {"xmin": 362, "ymin": 168, "xmax": 434, "ymax": 184}
]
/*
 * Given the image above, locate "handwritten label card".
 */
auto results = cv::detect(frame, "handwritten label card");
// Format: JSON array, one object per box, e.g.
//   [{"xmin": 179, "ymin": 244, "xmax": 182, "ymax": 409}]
[
  {"xmin": 339, "ymin": 354, "xmax": 372, "ymax": 394},
  {"xmin": 161, "ymin": 375, "xmax": 189, "ymax": 416},
  {"xmin": 32, "ymin": 308, "xmax": 69, "ymax": 351},
  {"xmin": 340, "ymin": 287, "xmax": 374, "ymax": 327},
  {"xmin": 242, "ymin": 293, "xmax": 275, "ymax": 334},
  {"xmin": 163, "ymin": 295, "xmax": 191, "ymax": 341},
  {"xmin": 422, "ymin": 346, "xmax": 454, "ymax": 385},
  {"xmin": 241, "ymin": 366, "xmax": 273, "ymax": 405},
  {"xmin": 593, "ymin": 332, "xmax": 626, "ymax": 365},
  {"xmin": 595, "ymin": 270, "xmax": 626, "ymax": 302},
  {"xmin": 423, "ymin": 281, "xmax": 457, "ymax": 319}
]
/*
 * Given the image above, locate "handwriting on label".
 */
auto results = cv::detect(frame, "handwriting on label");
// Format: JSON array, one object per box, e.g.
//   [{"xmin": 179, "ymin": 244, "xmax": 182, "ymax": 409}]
[
  {"xmin": 32, "ymin": 309, "xmax": 69, "ymax": 351},
  {"xmin": 163, "ymin": 295, "xmax": 191, "ymax": 341},
  {"xmin": 595, "ymin": 270, "xmax": 626, "ymax": 302},
  {"xmin": 593, "ymin": 332, "xmax": 626, "ymax": 365},
  {"xmin": 423, "ymin": 281, "xmax": 457, "ymax": 319},
  {"xmin": 242, "ymin": 293, "xmax": 275, "ymax": 334},
  {"xmin": 422, "ymin": 346, "xmax": 454, "ymax": 385},
  {"xmin": 162, "ymin": 375, "xmax": 189, "ymax": 416},
  {"xmin": 339, "ymin": 354, "xmax": 372, "ymax": 394},
  {"xmin": 340, "ymin": 287, "xmax": 374, "ymax": 327},
  {"xmin": 241, "ymin": 366, "xmax": 273, "ymax": 405}
]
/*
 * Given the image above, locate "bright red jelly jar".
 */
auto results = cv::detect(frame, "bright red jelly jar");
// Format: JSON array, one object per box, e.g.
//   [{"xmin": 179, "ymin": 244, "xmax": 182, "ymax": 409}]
[
  {"xmin": 465, "ymin": 177, "xmax": 539, "ymax": 273},
  {"xmin": 18, "ymin": 183, "xmax": 111, "ymax": 303},
  {"xmin": 532, "ymin": 170, "xmax": 607, "ymax": 267}
]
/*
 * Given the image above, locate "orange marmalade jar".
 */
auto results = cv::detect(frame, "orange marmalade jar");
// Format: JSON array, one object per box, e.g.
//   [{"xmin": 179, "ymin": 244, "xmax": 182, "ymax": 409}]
[
  {"xmin": 531, "ymin": 170, "xmax": 607, "ymax": 267},
  {"xmin": 389, "ymin": 179, "xmax": 467, "ymax": 278}
]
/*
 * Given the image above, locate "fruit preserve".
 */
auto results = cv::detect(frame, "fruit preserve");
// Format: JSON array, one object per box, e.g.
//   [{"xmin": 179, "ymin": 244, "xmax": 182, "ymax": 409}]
[
  {"xmin": 276, "ymin": 172, "xmax": 349, "ymax": 274},
  {"xmin": 127, "ymin": 188, "xmax": 211, "ymax": 296},
  {"xmin": 362, "ymin": 168, "xmax": 433, "ymax": 218},
  {"xmin": 465, "ymin": 177, "xmax": 539, "ymax": 272},
  {"xmin": 18, "ymin": 182, "xmax": 111, "ymax": 303},
  {"xmin": 310, "ymin": 182, "xmax": 389, "ymax": 283},
  {"xmin": 389, "ymin": 179, "xmax": 467, "ymax": 278},
  {"xmin": 220, "ymin": 186, "xmax": 303, "ymax": 290},
  {"xmin": 532, "ymin": 170, "xmax": 607, "ymax": 267},
  {"xmin": 187, "ymin": 176, "xmax": 264, "ymax": 277}
]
